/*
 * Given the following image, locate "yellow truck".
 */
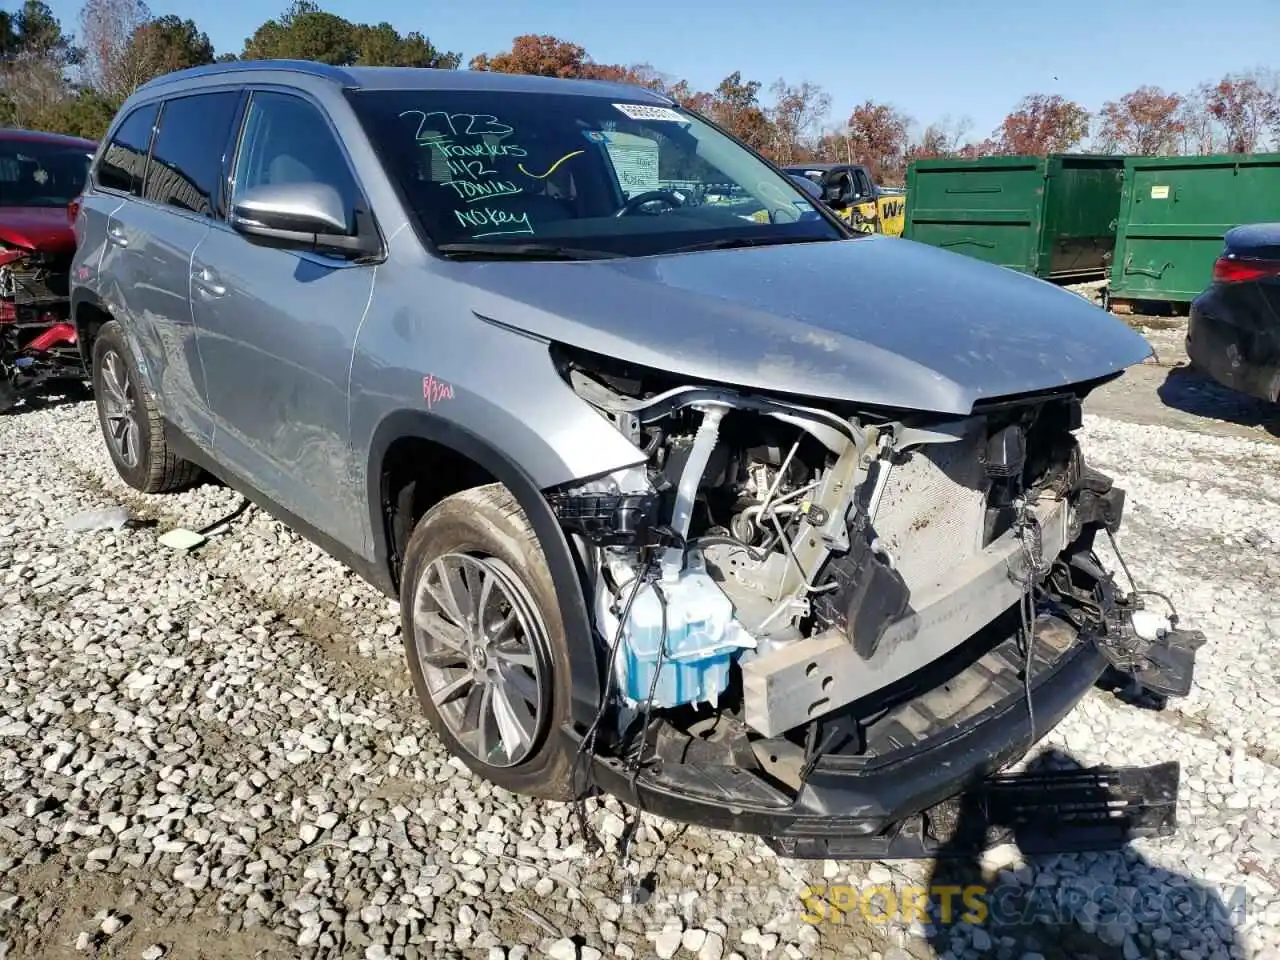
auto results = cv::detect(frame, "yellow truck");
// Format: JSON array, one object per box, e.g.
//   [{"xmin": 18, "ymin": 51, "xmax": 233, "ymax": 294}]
[{"xmin": 781, "ymin": 163, "xmax": 905, "ymax": 237}]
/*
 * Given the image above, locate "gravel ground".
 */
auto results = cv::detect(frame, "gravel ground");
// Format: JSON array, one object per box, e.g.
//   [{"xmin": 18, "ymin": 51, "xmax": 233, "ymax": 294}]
[
  {"xmin": 1, "ymin": 383, "xmax": 1279, "ymax": 960},
  {"xmin": 1082, "ymin": 317, "xmax": 1280, "ymax": 446}
]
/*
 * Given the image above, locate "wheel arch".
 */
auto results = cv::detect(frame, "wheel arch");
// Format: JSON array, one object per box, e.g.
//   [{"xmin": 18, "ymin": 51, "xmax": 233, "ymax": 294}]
[
  {"xmin": 71, "ymin": 288, "xmax": 113, "ymax": 373},
  {"xmin": 367, "ymin": 409, "xmax": 601, "ymax": 729},
  {"xmin": 71, "ymin": 290, "xmax": 159, "ymax": 398}
]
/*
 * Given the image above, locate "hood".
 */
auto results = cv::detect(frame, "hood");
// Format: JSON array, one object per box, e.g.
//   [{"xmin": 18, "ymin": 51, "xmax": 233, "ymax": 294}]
[
  {"xmin": 458, "ymin": 235, "xmax": 1152, "ymax": 415},
  {"xmin": 0, "ymin": 206, "xmax": 76, "ymax": 255}
]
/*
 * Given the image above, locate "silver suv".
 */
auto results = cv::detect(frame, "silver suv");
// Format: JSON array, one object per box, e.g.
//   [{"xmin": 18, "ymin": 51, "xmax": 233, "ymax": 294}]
[{"xmin": 71, "ymin": 59, "xmax": 1201, "ymax": 858}]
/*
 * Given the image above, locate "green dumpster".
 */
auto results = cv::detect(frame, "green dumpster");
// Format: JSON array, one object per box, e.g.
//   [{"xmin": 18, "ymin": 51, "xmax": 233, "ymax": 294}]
[
  {"xmin": 903, "ymin": 154, "xmax": 1125, "ymax": 280},
  {"xmin": 1108, "ymin": 152, "xmax": 1280, "ymax": 305}
]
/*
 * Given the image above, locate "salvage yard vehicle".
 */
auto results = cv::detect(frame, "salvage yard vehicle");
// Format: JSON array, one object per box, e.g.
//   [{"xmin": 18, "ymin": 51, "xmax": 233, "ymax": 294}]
[
  {"xmin": 1186, "ymin": 223, "xmax": 1280, "ymax": 405},
  {"xmin": 0, "ymin": 128, "xmax": 96, "ymax": 412},
  {"xmin": 72, "ymin": 60, "xmax": 1202, "ymax": 858},
  {"xmin": 782, "ymin": 162, "xmax": 905, "ymax": 236}
]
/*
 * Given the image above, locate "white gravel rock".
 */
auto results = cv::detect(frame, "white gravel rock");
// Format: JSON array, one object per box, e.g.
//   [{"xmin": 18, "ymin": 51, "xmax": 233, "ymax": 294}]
[{"xmin": 0, "ymin": 392, "xmax": 1275, "ymax": 960}]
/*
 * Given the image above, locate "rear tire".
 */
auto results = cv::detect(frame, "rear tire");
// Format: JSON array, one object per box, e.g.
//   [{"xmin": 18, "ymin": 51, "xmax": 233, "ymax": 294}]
[
  {"xmin": 400, "ymin": 483, "xmax": 576, "ymax": 801},
  {"xmin": 91, "ymin": 320, "xmax": 201, "ymax": 493}
]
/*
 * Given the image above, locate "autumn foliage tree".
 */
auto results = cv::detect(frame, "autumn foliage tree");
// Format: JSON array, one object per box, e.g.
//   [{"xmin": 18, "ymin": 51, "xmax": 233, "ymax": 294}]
[
  {"xmin": 993, "ymin": 94, "xmax": 1090, "ymax": 155},
  {"xmin": 467, "ymin": 34, "xmax": 650, "ymax": 85},
  {"xmin": 1097, "ymin": 85, "xmax": 1183, "ymax": 155},
  {"xmin": 844, "ymin": 100, "xmax": 910, "ymax": 180},
  {"xmin": 703, "ymin": 72, "xmax": 771, "ymax": 152},
  {"xmin": 468, "ymin": 34, "xmax": 589, "ymax": 78},
  {"xmin": 1205, "ymin": 70, "xmax": 1279, "ymax": 154},
  {"xmin": 4, "ymin": 8, "xmax": 1280, "ymax": 165},
  {"xmin": 664, "ymin": 79, "xmax": 714, "ymax": 115}
]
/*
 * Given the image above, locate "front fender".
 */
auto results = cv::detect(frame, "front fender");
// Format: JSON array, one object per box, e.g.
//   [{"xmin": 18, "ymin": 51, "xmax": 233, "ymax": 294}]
[{"xmin": 364, "ymin": 409, "xmax": 605, "ymax": 730}]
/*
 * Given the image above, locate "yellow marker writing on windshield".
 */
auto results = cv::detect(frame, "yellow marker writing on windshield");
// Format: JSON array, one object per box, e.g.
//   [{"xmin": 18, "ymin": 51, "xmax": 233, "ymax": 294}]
[{"xmin": 518, "ymin": 150, "xmax": 584, "ymax": 180}]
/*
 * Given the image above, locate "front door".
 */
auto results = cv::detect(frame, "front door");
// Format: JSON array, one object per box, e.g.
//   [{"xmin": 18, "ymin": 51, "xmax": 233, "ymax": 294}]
[
  {"xmin": 191, "ymin": 89, "xmax": 376, "ymax": 547},
  {"xmin": 847, "ymin": 167, "xmax": 882, "ymax": 234}
]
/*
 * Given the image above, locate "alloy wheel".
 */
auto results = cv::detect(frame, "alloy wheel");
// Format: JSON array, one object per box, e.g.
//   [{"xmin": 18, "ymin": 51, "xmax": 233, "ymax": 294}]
[
  {"xmin": 412, "ymin": 552, "xmax": 550, "ymax": 768},
  {"xmin": 99, "ymin": 350, "xmax": 140, "ymax": 469}
]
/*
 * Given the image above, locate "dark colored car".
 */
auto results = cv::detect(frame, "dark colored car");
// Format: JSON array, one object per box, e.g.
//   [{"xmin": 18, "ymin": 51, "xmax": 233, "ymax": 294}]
[
  {"xmin": 781, "ymin": 162, "xmax": 901, "ymax": 234},
  {"xmin": 0, "ymin": 127, "xmax": 96, "ymax": 411},
  {"xmin": 1187, "ymin": 223, "xmax": 1280, "ymax": 404}
]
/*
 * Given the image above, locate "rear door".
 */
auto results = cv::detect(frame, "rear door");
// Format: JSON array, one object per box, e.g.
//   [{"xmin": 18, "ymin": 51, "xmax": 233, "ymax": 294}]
[
  {"xmin": 190, "ymin": 88, "xmax": 378, "ymax": 546},
  {"xmin": 97, "ymin": 89, "xmax": 243, "ymax": 447}
]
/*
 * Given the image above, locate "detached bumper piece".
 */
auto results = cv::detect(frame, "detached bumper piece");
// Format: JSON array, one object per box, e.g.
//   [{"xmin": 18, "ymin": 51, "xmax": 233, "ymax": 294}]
[
  {"xmin": 1097, "ymin": 623, "xmax": 1206, "ymax": 699},
  {"xmin": 767, "ymin": 762, "xmax": 1180, "ymax": 859}
]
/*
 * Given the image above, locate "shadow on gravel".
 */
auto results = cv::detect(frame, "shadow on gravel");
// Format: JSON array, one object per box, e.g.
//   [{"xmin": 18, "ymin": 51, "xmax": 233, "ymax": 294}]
[
  {"xmin": 924, "ymin": 749, "xmax": 1244, "ymax": 960},
  {"xmin": 1157, "ymin": 366, "xmax": 1280, "ymax": 438},
  {"xmin": 0, "ymin": 386, "xmax": 91, "ymax": 415}
]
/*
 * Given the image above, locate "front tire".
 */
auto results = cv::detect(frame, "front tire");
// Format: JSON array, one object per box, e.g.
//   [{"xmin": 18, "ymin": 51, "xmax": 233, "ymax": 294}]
[
  {"xmin": 400, "ymin": 484, "xmax": 575, "ymax": 800},
  {"xmin": 91, "ymin": 320, "xmax": 201, "ymax": 493}
]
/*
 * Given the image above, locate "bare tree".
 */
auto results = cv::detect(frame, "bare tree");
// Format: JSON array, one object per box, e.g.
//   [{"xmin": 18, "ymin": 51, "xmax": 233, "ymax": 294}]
[
  {"xmin": 0, "ymin": 1, "xmax": 81, "ymax": 129},
  {"xmin": 0, "ymin": 54, "xmax": 69, "ymax": 127},
  {"xmin": 1175, "ymin": 83, "xmax": 1221, "ymax": 155},
  {"xmin": 78, "ymin": 0, "xmax": 151, "ymax": 100},
  {"xmin": 767, "ymin": 79, "xmax": 830, "ymax": 163},
  {"xmin": 911, "ymin": 114, "xmax": 975, "ymax": 158}
]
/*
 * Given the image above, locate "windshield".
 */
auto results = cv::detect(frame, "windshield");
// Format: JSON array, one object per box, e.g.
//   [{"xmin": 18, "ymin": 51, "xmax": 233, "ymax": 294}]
[
  {"xmin": 347, "ymin": 89, "xmax": 845, "ymax": 257},
  {"xmin": 0, "ymin": 140, "xmax": 92, "ymax": 208}
]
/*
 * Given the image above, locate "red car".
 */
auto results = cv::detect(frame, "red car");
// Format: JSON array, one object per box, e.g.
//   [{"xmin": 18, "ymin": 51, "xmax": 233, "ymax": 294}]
[{"xmin": 0, "ymin": 127, "xmax": 96, "ymax": 412}]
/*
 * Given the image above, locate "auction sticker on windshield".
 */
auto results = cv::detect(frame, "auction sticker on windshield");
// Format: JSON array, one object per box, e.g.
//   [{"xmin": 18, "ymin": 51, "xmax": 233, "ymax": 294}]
[{"xmin": 613, "ymin": 103, "xmax": 686, "ymax": 122}]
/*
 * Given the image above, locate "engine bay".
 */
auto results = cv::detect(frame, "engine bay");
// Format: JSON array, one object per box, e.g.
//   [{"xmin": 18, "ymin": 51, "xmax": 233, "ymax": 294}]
[
  {"xmin": 0, "ymin": 244, "xmax": 82, "ymax": 409},
  {"xmin": 545, "ymin": 345, "xmax": 1139, "ymax": 797}
]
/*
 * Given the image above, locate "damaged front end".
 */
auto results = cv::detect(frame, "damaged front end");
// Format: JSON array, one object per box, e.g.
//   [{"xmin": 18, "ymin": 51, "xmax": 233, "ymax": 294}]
[
  {"xmin": 0, "ymin": 243, "xmax": 82, "ymax": 410},
  {"xmin": 545, "ymin": 345, "xmax": 1202, "ymax": 859}
]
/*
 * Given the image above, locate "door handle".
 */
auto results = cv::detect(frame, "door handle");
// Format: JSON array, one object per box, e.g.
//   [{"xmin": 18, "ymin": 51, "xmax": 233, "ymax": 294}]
[
  {"xmin": 191, "ymin": 267, "xmax": 226, "ymax": 298},
  {"xmin": 106, "ymin": 224, "xmax": 128, "ymax": 247}
]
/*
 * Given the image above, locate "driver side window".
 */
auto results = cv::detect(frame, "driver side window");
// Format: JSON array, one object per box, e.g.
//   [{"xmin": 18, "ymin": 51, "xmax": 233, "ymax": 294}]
[{"xmin": 232, "ymin": 92, "xmax": 361, "ymax": 229}]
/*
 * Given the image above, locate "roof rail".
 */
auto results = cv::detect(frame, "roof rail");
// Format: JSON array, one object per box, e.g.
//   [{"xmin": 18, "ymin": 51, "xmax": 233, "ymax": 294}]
[{"xmin": 135, "ymin": 59, "xmax": 355, "ymax": 93}]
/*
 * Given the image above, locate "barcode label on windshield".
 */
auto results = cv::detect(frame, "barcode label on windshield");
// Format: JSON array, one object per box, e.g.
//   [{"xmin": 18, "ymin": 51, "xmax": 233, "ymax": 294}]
[{"xmin": 613, "ymin": 103, "xmax": 686, "ymax": 122}]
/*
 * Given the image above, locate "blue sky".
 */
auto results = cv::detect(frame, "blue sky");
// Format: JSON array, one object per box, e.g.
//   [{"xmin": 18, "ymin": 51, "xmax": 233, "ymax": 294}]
[{"xmin": 38, "ymin": 0, "xmax": 1280, "ymax": 140}]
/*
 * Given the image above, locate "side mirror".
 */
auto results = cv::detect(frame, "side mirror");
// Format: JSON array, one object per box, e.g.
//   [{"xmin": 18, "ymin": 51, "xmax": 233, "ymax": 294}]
[
  {"xmin": 788, "ymin": 175, "xmax": 823, "ymax": 202},
  {"xmin": 229, "ymin": 182, "xmax": 378, "ymax": 258}
]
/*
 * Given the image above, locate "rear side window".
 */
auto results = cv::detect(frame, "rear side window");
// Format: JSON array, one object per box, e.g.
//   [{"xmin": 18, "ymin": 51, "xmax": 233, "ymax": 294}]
[
  {"xmin": 144, "ymin": 91, "xmax": 241, "ymax": 217},
  {"xmin": 96, "ymin": 103, "xmax": 158, "ymax": 196}
]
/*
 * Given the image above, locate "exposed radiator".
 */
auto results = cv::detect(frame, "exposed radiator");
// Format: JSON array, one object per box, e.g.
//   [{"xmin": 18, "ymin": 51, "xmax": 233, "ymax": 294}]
[{"xmin": 870, "ymin": 424, "xmax": 990, "ymax": 593}]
